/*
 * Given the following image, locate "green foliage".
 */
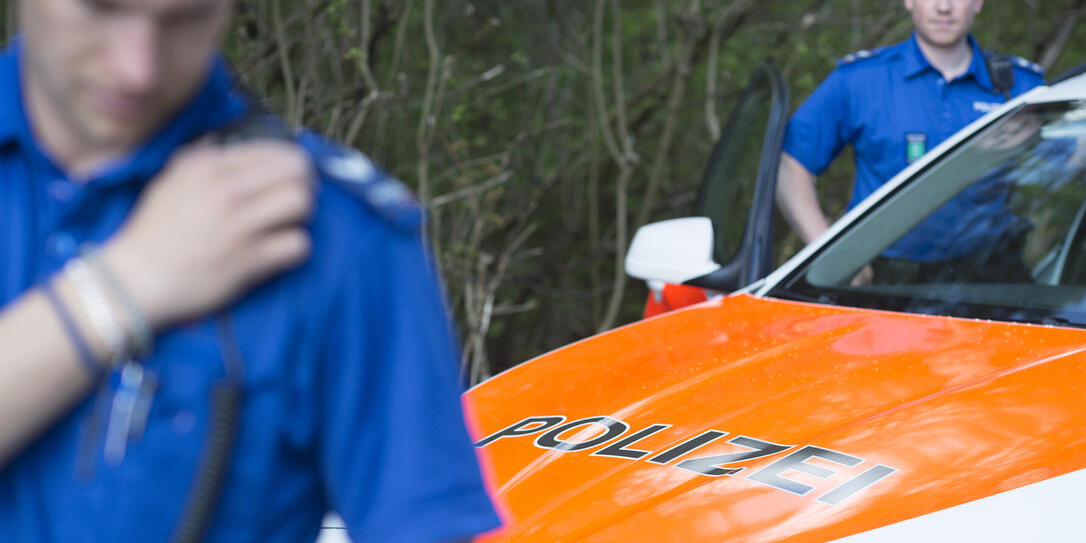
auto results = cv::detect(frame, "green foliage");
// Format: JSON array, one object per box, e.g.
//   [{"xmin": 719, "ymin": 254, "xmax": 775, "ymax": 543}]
[{"xmin": 2, "ymin": 0, "xmax": 1085, "ymax": 379}]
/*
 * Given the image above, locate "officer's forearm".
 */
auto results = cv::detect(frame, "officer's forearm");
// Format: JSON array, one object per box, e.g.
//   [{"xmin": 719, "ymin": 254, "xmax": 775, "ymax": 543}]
[
  {"xmin": 775, "ymin": 153, "xmax": 831, "ymax": 244},
  {"xmin": 0, "ymin": 279, "xmax": 106, "ymax": 467}
]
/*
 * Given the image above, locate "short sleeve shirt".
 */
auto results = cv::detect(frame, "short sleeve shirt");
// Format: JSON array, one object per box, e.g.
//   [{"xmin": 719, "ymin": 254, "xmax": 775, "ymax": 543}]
[
  {"xmin": 783, "ymin": 33, "xmax": 1045, "ymax": 212},
  {"xmin": 0, "ymin": 40, "xmax": 501, "ymax": 543}
]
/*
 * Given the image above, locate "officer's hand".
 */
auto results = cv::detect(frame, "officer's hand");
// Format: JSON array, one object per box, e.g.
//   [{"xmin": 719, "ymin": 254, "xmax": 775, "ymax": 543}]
[{"xmin": 101, "ymin": 141, "xmax": 315, "ymax": 329}]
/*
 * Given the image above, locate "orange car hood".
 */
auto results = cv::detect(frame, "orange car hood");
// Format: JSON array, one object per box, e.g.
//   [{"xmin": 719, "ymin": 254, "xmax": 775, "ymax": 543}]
[{"xmin": 466, "ymin": 294, "xmax": 1086, "ymax": 542}]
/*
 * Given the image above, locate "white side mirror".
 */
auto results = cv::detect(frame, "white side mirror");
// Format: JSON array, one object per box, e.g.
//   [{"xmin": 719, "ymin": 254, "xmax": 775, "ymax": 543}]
[{"xmin": 625, "ymin": 217, "xmax": 721, "ymax": 284}]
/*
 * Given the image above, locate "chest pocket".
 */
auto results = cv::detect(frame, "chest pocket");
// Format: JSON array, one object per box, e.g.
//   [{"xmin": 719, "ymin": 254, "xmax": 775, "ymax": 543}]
[
  {"xmin": 852, "ymin": 108, "xmax": 907, "ymax": 185},
  {"xmin": 868, "ymin": 85, "xmax": 949, "ymax": 181},
  {"xmin": 104, "ymin": 318, "xmax": 279, "ymax": 542}
]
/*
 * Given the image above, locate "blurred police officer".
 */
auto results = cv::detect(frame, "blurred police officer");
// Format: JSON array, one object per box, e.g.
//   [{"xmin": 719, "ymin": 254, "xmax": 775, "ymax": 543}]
[
  {"xmin": 776, "ymin": 0, "xmax": 1045, "ymax": 260},
  {"xmin": 0, "ymin": 0, "xmax": 500, "ymax": 541}
]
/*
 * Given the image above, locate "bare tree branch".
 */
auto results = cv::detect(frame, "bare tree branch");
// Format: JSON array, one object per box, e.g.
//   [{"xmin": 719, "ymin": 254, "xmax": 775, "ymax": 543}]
[
  {"xmin": 597, "ymin": 0, "xmax": 639, "ymax": 332},
  {"xmin": 428, "ymin": 171, "xmax": 514, "ymax": 208},
  {"xmin": 344, "ymin": 0, "xmax": 385, "ymax": 147},
  {"xmin": 272, "ymin": 0, "xmax": 298, "ymax": 126},
  {"xmin": 1038, "ymin": 0, "xmax": 1085, "ymax": 71},
  {"xmin": 416, "ymin": 0, "xmax": 441, "ymax": 203},
  {"xmin": 634, "ymin": 2, "xmax": 696, "ymax": 238},
  {"xmin": 592, "ymin": 0, "xmax": 626, "ymax": 167},
  {"xmin": 465, "ymin": 224, "xmax": 538, "ymax": 384}
]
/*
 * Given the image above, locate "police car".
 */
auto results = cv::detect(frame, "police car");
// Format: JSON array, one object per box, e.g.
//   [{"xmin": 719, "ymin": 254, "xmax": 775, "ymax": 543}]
[{"xmin": 461, "ymin": 64, "xmax": 1086, "ymax": 542}]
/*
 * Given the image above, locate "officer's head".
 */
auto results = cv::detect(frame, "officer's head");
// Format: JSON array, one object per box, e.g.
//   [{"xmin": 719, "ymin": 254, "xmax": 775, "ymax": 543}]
[
  {"xmin": 17, "ymin": 0, "xmax": 237, "ymax": 155},
  {"xmin": 904, "ymin": 0, "xmax": 983, "ymax": 49}
]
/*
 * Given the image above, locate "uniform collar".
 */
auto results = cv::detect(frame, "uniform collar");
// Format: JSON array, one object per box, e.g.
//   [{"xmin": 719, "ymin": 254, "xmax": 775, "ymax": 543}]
[
  {"xmin": 0, "ymin": 37, "xmax": 251, "ymax": 185},
  {"xmin": 903, "ymin": 32, "xmax": 994, "ymax": 91},
  {"xmin": 964, "ymin": 36, "xmax": 997, "ymax": 92}
]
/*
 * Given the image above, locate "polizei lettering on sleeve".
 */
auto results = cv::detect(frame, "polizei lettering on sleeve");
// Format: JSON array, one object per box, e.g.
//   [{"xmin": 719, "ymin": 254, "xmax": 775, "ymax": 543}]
[{"xmin": 475, "ymin": 415, "xmax": 897, "ymax": 506}]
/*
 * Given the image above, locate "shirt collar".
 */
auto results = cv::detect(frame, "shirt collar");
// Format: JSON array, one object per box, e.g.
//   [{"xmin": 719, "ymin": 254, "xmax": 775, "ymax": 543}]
[
  {"xmin": 902, "ymin": 33, "xmax": 932, "ymax": 79},
  {"xmin": 963, "ymin": 35, "xmax": 996, "ymax": 92},
  {"xmin": 903, "ymin": 33, "xmax": 994, "ymax": 91},
  {"xmin": 0, "ymin": 37, "xmax": 251, "ymax": 184}
]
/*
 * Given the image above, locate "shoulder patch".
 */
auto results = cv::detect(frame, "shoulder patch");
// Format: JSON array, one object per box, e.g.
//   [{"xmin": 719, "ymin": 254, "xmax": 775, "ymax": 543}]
[
  {"xmin": 1010, "ymin": 55, "xmax": 1045, "ymax": 76},
  {"xmin": 300, "ymin": 133, "xmax": 424, "ymax": 233}
]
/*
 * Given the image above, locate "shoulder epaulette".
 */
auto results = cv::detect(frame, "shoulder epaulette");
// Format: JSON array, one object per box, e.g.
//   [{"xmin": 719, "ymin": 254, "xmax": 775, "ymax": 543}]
[
  {"xmin": 212, "ymin": 116, "xmax": 425, "ymax": 233},
  {"xmin": 309, "ymin": 141, "xmax": 425, "ymax": 233},
  {"xmin": 838, "ymin": 46, "xmax": 887, "ymax": 67},
  {"xmin": 1009, "ymin": 55, "xmax": 1045, "ymax": 76}
]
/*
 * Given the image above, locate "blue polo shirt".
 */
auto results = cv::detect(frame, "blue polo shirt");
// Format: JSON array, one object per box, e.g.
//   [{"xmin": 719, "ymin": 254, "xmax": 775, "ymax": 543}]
[
  {"xmin": 783, "ymin": 34, "xmax": 1045, "ymax": 260},
  {"xmin": 0, "ymin": 40, "xmax": 501, "ymax": 542}
]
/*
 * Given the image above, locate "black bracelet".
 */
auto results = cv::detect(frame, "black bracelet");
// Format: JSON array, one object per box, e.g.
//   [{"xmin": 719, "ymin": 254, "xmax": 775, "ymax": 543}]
[{"xmin": 41, "ymin": 280, "xmax": 103, "ymax": 376}]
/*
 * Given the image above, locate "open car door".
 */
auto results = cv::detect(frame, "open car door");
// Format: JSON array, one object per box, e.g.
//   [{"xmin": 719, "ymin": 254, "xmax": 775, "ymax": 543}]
[{"xmin": 635, "ymin": 64, "xmax": 789, "ymax": 317}]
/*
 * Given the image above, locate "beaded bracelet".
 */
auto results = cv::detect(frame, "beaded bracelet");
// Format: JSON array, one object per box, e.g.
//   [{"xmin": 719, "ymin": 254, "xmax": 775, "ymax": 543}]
[
  {"xmin": 82, "ymin": 247, "xmax": 154, "ymax": 360},
  {"xmin": 66, "ymin": 257, "xmax": 128, "ymax": 368},
  {"xmin": 41, "ymin": 280, "xmax": 103, "ymax": 376}
]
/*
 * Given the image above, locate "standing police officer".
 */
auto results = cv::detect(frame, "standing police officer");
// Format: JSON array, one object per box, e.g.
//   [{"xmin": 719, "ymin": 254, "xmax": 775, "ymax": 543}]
[
  {"xmin": 0, "ymin": 0, "xmax": 501, "ymax": 542},
  {"xmin": 776, "ymin": 0, "xmax": 1045, "ymax": 262}
]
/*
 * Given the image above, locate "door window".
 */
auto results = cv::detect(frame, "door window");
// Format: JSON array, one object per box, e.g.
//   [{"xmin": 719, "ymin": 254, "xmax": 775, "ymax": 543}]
[{"xmin": 771, "ymin": 100, "xmax": 1086, "ymax": 326}]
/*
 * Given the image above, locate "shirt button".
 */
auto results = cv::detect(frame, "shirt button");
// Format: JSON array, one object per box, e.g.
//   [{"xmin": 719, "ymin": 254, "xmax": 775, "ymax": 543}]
[
  {"xmin": 47, "ymin": 179, "xmax": 76, "ymax": 202},
  {"xmin": 172, "ymin": 410, "xmax": 197, "ymax": 435},
  {"xmin": 45, "ymin": 232, "xmax": 78, "ymax": 258}
]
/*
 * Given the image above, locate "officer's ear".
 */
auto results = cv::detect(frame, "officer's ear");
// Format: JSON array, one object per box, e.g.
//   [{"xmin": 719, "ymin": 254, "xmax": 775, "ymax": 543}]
[{"xmin": 972, "ymin": 0, "xmax": 984, "ymax": 15}]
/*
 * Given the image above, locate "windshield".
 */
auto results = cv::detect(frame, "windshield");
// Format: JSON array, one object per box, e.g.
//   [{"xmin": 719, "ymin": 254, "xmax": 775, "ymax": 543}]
[{"xmin": 770, "ymin": 99, "xmax": 1086, "ymax": 327}]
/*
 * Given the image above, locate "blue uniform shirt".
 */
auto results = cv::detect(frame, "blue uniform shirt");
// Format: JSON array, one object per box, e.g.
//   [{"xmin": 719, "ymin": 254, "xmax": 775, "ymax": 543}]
[
  {"xmin": 0, "ymin": 40, "xmax": 501, "ymax": 542},
  {"xmin": 783, "ymin": 34, "xmax": 1045, "ymax": 260}
]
